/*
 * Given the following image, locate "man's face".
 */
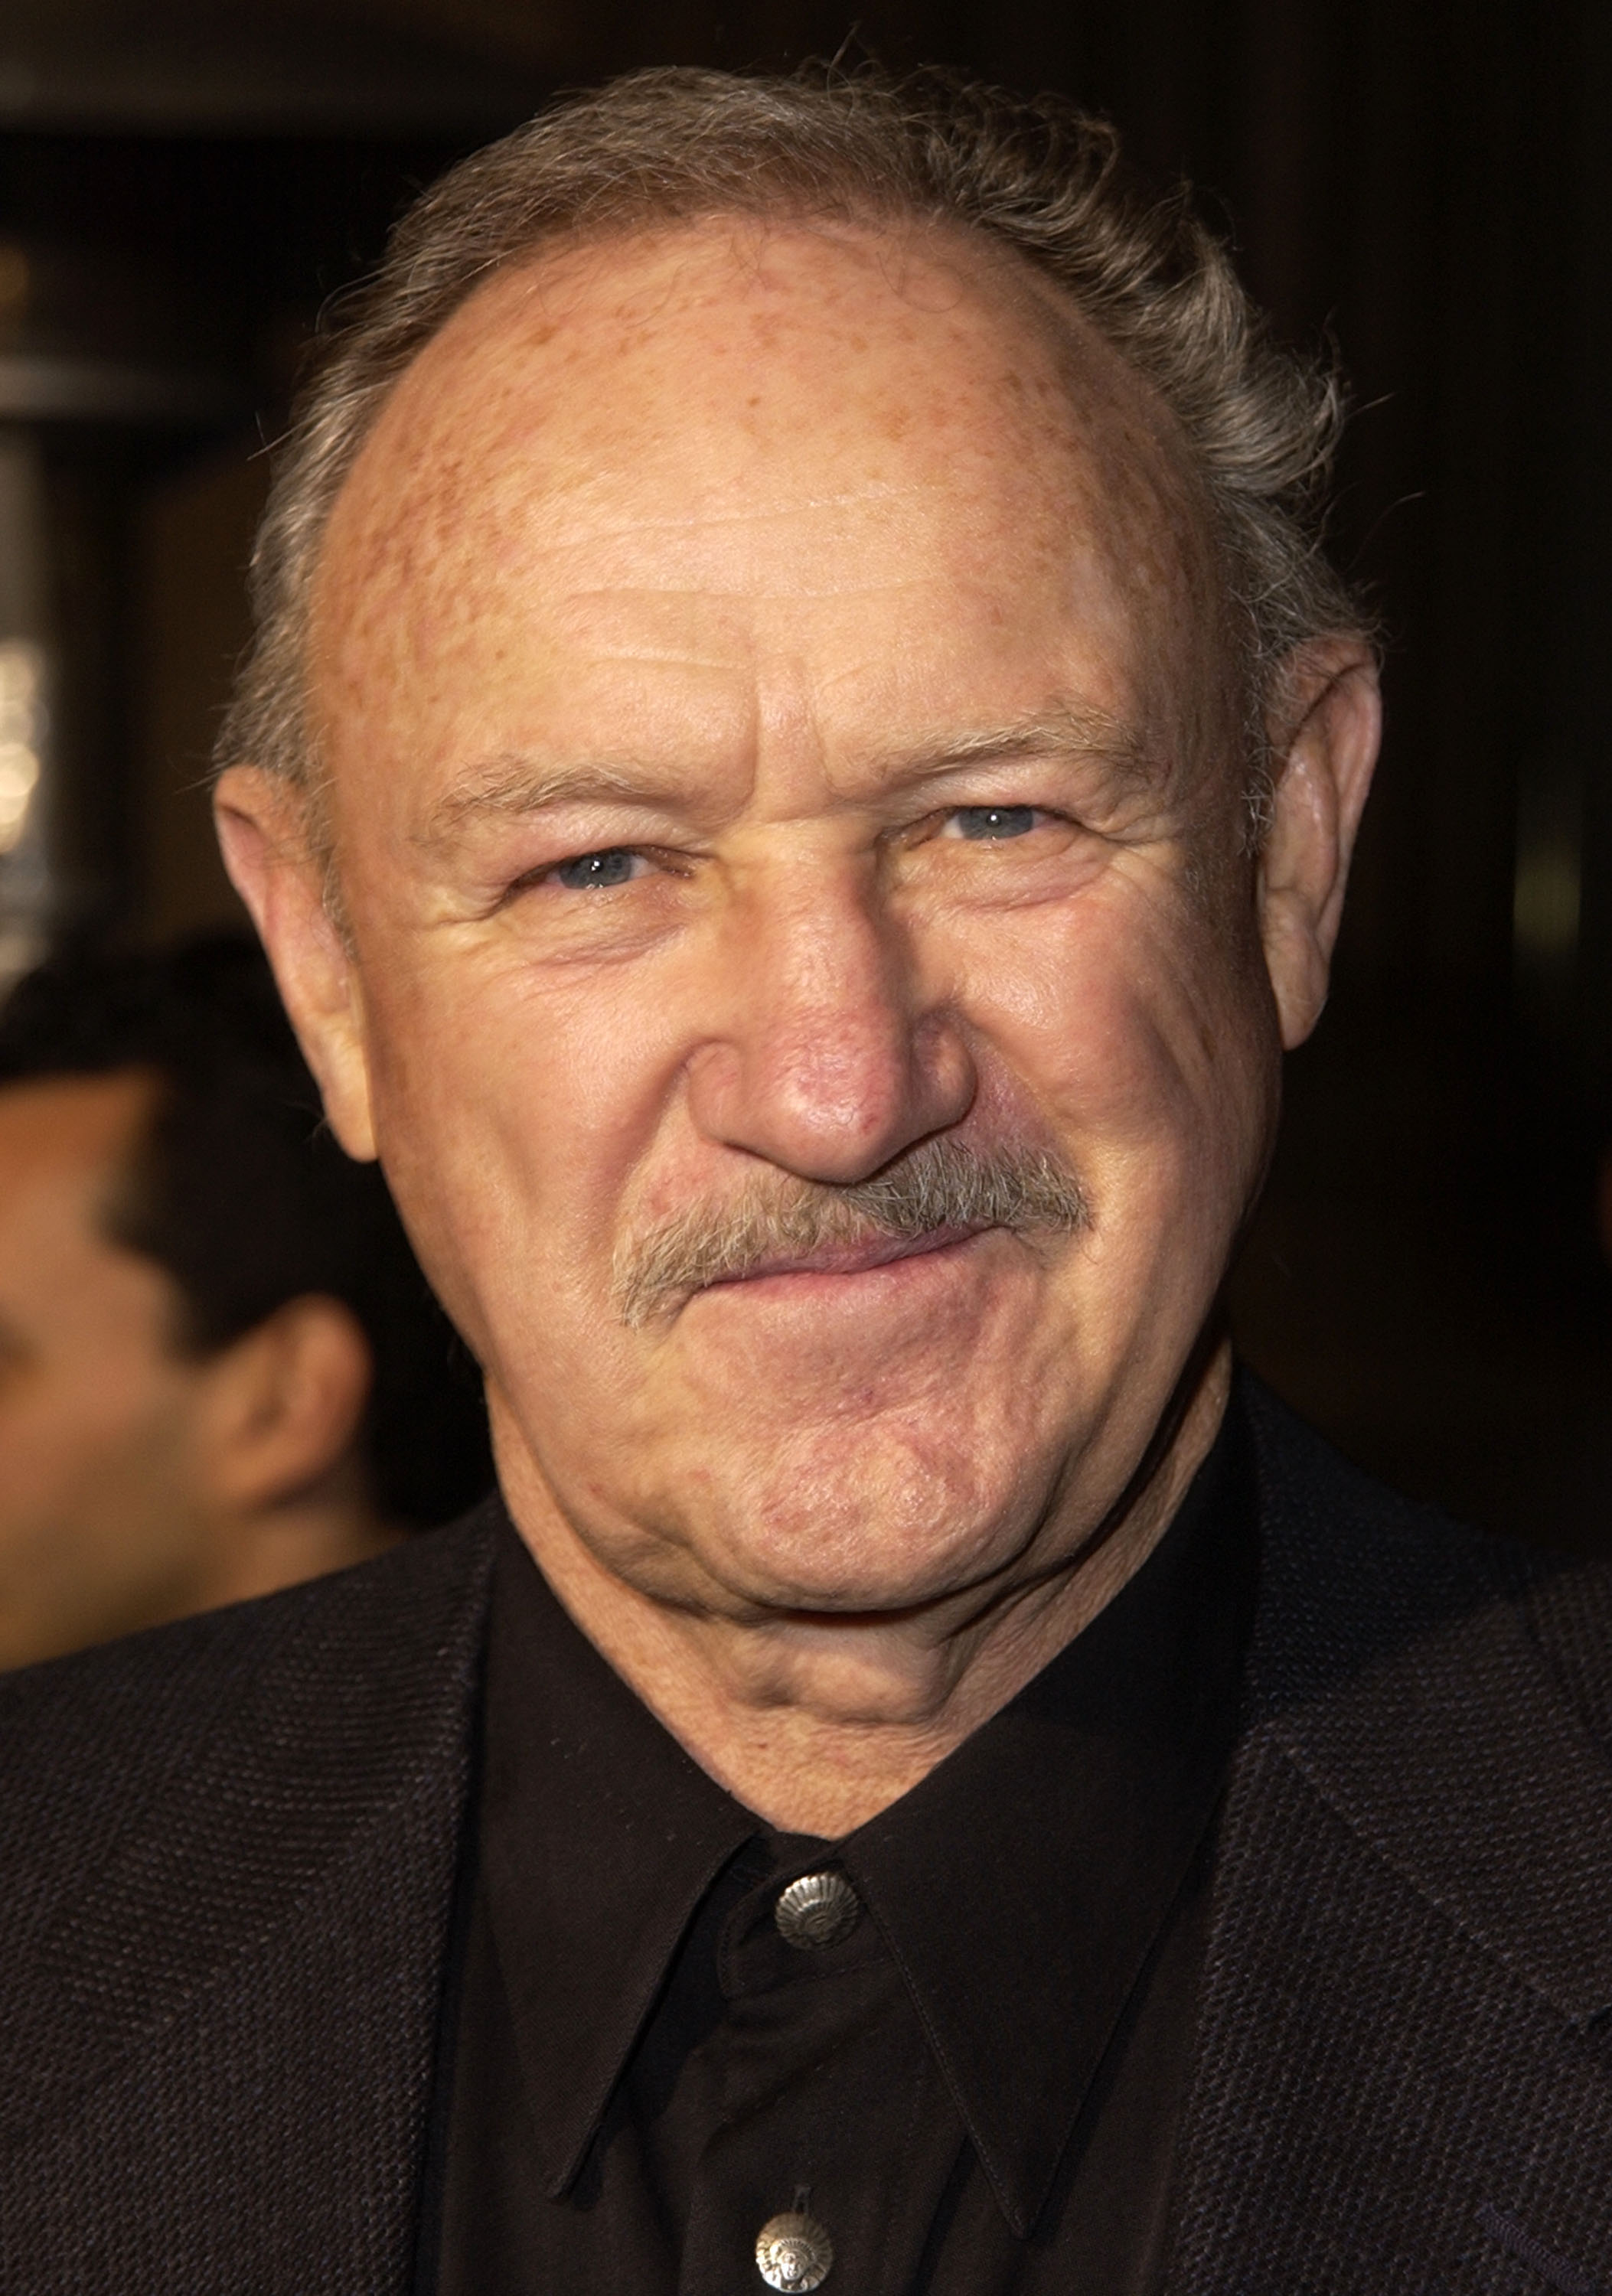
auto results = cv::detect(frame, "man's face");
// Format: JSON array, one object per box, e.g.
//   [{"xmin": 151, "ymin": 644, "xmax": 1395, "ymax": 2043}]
[
  {"xmin": 0, "ymin": 1073, "xmax": 217, "ymax": 1669},
  {"xmin": 284, "ymin": 221, "xmax": 1287, "ymax": 1620}
]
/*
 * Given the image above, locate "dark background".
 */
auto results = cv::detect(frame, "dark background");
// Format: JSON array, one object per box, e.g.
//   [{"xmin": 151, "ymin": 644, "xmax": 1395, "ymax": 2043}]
[{"xmin": 2, "ymin": 0, "xmax": 1607, "ymax": 1548}]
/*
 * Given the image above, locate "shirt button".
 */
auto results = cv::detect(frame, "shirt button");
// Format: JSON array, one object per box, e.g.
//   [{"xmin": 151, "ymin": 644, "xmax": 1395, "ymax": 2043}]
[
  {"xmin": 774, "ymin": 1870, "xmax": 860, "ymax": 1949},
  {"xmin": 755, "ymin": 2209, "xmax": 835, "ymax": 2290}
]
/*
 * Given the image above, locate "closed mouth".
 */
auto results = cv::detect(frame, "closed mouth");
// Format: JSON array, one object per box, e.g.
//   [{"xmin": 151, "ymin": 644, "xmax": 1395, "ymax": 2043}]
[{"xmin": 704, "ymin": 1222, "xmax": 989, "ymax": 1290}]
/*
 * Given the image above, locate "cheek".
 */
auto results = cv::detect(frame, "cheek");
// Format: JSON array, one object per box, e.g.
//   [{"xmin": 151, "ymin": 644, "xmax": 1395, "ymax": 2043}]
[
  {"xmin": 0, "ymin": 1387, "xmax": 88, "ymax": 1526},
  {"xmin": 354, "ymin": 938, "xmax": 683, "ymax": 1355},
  {"xmin": 954, "ymin": 870, "xmax": 1278, "ymax": 1215},
  {"xmin": 0, "ymin": 1360, "xmax": 171, "ymax": 1538}
]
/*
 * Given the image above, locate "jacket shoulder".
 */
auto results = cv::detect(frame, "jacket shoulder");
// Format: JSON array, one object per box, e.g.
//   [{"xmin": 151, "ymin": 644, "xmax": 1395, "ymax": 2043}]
[
  {"xmin": 1239, "ymin": 1375, "xmax": 1544, "ymax": 1686},
  {"xmin": 1241, "ymin": 1371, "xmax": 1612, "ymax": 1741},
  {"xmin": 1168, "ymin": 1384, "xmax": 1612, "ymax": 2292},
  {"xmin": 0, "ymin": 1505, "xmax": 499, "ymax": 2130},
  {"xmin": 1236, "ymin": 1373, "xmax": 1612, "ymax": 2023}
]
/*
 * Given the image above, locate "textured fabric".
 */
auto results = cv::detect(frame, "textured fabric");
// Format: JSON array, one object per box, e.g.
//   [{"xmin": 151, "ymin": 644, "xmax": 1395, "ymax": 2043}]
[
  {"xmin": 2, "ymin": 1383, "xmax": 1610, "ymax": 2294},
  {"xmin": 430, "ymin": 1418, "xmax": 1256, "ymax": 2294},
  {"xmin": 0, "ymin": 1502, "xmax": 498, "ymax": 2296},
  {"xmin": 1163, "ymin": 1391, "xmax": 1612, "ymax": 2294}
]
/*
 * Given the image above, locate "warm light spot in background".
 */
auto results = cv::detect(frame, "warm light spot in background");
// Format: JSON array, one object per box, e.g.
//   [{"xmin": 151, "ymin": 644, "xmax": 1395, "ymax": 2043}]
[{"xmin": 0, "ymin": 639, "xmax": 43, "ymax": 856}]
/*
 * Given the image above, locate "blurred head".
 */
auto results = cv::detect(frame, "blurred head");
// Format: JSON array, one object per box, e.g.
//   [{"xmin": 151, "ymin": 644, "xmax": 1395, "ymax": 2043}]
[
  {"xmin": 0, "ymin": 934, "xmax": 490, "ymax": 1669},
  {"xmin": 216, "ymin": 71, "xmax": 1379, "ymax": 1644}
]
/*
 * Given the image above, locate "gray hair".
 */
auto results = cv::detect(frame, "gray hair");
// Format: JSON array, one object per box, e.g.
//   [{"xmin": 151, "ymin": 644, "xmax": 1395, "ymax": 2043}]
[
  {"xmin": 216, "ymin": 64, "xmax": 1370, "ymax": 827},
  {"xmin": 613, "ymin": 1132, "xmax": 1088, "ymax": 1326}
]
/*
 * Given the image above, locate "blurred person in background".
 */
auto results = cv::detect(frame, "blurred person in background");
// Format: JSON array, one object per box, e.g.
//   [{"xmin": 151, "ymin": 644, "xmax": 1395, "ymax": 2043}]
[{"xmin": 0, "ymin": 931, "xmax": 491, "ymax": 1668}]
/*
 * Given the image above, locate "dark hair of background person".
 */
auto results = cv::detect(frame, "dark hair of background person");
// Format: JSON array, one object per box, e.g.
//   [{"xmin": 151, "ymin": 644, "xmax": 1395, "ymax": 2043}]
[{"xmin": 0, "ymin": 931, "xmax": 493, "ymax": 1529}]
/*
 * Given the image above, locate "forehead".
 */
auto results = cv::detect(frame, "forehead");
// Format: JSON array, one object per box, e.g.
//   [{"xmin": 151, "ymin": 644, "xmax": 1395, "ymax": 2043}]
[
  {"xmin": 0, "ymin": 1070, "xmax": 152, "ymax": 1189},
  {"xmin": 312, "ymin": 216, "xmax": 1225, "ymax": 804},
  {"xmin": 0, "ymin": 1072, "xmax": 154, "ymax": 1256}
]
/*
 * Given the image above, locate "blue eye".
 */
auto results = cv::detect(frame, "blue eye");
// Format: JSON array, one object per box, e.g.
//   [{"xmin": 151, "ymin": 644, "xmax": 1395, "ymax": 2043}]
[
  {"xmin": 952, "ymin": 806, "xmax": 1038, "ymax": 840},
  {"xmin": 554, "ymin": 847, "xmax": 638, "ymax": 889}
]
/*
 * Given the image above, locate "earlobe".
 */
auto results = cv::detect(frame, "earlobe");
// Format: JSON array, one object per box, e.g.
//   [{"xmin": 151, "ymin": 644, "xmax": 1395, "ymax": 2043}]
[
  {"xmin": 1256, "ymin": 642, "xmax": 1382, "ymax": 1050},
  {"xmin": 213, "ymin": 766, "xmax": 379, "ymax": 1161}
]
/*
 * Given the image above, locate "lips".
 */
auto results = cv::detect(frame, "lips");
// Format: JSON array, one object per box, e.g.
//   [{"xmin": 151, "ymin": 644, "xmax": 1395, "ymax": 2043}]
[{"xmin": 707, "ymin": 1221, "xmax": 987, "ymax": 1290}]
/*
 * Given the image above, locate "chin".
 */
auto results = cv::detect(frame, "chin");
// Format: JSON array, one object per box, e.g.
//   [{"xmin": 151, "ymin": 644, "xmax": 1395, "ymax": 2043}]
[{"xmin": 689, "ymin": 1437, "xmax": 1043, "ymax": 1615}]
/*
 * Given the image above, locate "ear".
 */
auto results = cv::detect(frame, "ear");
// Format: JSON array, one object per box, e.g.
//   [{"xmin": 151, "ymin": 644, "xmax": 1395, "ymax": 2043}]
[
  {"xmin": 199, "ymin": 1294, "xmax": 374, "ymax": 1517},
  {"xmin": 1256, "ymin": 639, "xmax": 1382, "ymax": 1049},
  {"xmin": 214, "ymin": 766, "xmax": 377, "ymax": 1160}
]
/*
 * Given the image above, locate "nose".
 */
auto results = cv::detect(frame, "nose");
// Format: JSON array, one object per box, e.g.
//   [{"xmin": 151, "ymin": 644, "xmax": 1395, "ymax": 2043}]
[{"xmin": 684, "ymin": 861, "xmax": 976, "ymax": 1184}]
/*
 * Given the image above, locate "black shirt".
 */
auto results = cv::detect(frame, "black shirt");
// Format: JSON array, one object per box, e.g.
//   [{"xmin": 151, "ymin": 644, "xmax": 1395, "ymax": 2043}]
[{"xmin": 422, "ymin": 1409, "xmax": 1258, "ymax": 2296}]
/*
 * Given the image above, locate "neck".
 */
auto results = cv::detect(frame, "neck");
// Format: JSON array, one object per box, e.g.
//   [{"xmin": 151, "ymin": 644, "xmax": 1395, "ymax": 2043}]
[{"xmin": 500, "ymin": 1345, "xmax": 1232, "ymax": 1835}]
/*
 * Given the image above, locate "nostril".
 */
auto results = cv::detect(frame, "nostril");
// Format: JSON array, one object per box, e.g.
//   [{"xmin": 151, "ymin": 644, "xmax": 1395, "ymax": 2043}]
[
  {"xmin": 683, "ymin": 899, "xmax": 975, "ymax": 1179},
  {"xmin": 684, "ymin": 1025, "xmax": 932, "ymax": 1185}
]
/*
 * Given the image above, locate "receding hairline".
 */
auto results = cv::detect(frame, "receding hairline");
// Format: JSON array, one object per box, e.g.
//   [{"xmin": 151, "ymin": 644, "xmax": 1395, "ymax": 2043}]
[
  {"xmin": 321, "ymin": 201, "xmax": 1213, "ymax": 551},
  {"xmin": 219, "ymin": 64, "xmax": 1373, "ymax": 846},
  {"xmin": 372, "ymin": 197, "xmax": 1172, "ymax": 370},
  {"xmin": 307, "ymin": 205, "xmax": 1229, "ymax": 742}
]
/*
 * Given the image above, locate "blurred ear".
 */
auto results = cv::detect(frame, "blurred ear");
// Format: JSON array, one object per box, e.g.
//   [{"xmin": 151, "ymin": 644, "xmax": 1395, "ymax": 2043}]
[
  {"xmin": 199, "ymin": 1293, "xmax": 374, "ymax": 1517},
  {"xmin": 214, "ymin": 766, "xmax": 377, "ymax": 1160},
  {"xmin": 1256, "ymin": 640, "xmax": 1382, "ymax": 1049}
]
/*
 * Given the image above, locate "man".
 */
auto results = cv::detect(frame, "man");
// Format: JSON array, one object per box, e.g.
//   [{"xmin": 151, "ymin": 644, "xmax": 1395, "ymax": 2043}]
[
  {"xmin": 4, "ymin": 68, "xmax": 1609, "ymax": 2296},
  {"xmin": 0, "ymin": 933, "xmax": 490, "ymax": 1667}
]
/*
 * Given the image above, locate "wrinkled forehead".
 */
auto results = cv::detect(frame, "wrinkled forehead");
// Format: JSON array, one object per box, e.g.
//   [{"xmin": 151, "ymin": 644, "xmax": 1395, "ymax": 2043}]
[{"xmin": 311, "ymin": 214, "xmax": 1233, "ymax": 781}]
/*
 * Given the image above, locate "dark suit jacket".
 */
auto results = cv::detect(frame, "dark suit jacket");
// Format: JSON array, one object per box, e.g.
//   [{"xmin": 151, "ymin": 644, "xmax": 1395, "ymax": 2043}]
[{"xmin": 4, "ymin": 1381, "xmax": 1611, "ymax": 2294}]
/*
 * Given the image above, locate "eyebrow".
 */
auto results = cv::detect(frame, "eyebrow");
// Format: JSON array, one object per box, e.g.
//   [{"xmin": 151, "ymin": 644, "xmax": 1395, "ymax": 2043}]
[
  {"xmin": 873, "ymin": 701, "xmax": 1159, "ymax": 788},
  {"xmin": 417, "ymin": 758, "xmax": 677, "ymax": 846},
  {"xmin": 419, "ymin": 700, "xmax": 1159, "ymax": 846}
]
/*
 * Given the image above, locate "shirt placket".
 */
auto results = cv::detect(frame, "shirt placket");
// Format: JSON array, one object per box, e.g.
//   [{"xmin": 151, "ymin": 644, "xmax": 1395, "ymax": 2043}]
[{"xmin": 675, "ymin": 1857, "xmax": 968, "ymax": 2296}]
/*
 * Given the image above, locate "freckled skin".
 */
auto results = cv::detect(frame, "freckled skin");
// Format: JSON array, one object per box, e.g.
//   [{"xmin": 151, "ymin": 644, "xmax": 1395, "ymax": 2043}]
[{"xmin": 225, "ymin": 217, "xmax": 1377, "ymax": 1827}]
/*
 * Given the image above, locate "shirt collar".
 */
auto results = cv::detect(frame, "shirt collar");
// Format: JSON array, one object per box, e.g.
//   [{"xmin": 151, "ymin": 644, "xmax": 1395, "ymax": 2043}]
[
  {"xmin": 475, "ymin": 1533, "xmax": 752, "ymax": 2200},
  {"xmin": 477, "ymin": 1396, "xmax": 1258, "ymax": 2232},
  {"xmin": 841, "ymin": 1410, "xmax": 1256, "ymax": 2230}
]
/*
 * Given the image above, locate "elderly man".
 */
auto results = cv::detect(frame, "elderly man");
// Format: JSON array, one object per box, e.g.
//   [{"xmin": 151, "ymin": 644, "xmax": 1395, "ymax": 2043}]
[{"xmin": 5, "ymin": 67, "xmax": 1608, "ymax": 2296}]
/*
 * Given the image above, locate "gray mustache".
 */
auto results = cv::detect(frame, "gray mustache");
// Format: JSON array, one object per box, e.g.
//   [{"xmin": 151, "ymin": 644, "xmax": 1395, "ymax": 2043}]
[{"xmin": 613, "ymin": 1135, "xmax": 1088, "ymax": 1327}]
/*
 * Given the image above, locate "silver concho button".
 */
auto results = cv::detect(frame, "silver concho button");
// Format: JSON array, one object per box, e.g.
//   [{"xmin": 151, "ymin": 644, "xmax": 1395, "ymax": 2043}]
[
  {"xmin": 774, "ymin": 1870, "xmax": 860, "ymax": 1949},
  {"xmin": 755, "ymin": 2210, "xmax": 835, "ymax": 2291}
]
